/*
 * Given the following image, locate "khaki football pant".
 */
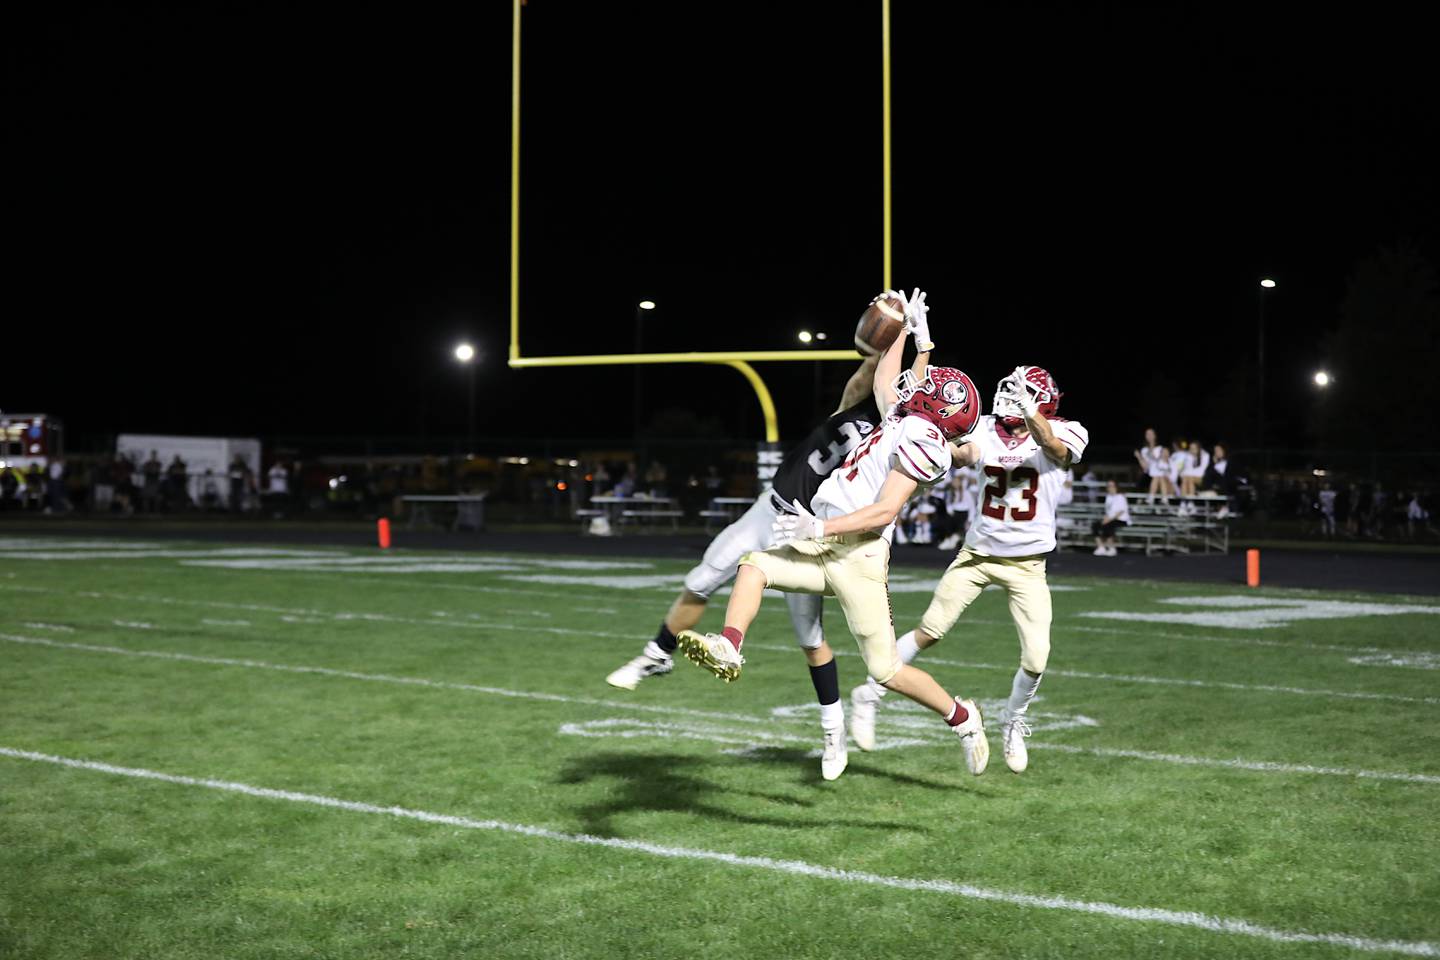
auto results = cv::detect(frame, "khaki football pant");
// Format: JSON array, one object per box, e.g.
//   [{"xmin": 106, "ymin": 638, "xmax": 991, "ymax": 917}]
[
  {"xmin": 918, "ymin": 548, "xmax": 1053, "ymax": 673},
  {"xmin": 739, "ymin": 533, "xmax": 901, "ymax": 683}
]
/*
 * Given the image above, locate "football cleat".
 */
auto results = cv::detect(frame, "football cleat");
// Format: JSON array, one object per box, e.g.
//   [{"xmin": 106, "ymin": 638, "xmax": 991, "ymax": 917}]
[
  {"xmin": 674, "ymin": 630, "xmax": 745, "ymax": 682},
  {"xmin": 849, "ymin": 682, "xmax": 882, "ymax": 752},
  {"xmin": 604, "ymin": 643, "xmax": 674, "ymax": 690},
  {"xmin": 1002, "ymin": 716, "xmax": 1032, "ymax": 773},
  {"xmin": 820, "ymin": 727, "xmax": 848, "ymax": 781},
  {"xmin": 952, "ymin": 698, "xmax": 989, "ymax": 775}
]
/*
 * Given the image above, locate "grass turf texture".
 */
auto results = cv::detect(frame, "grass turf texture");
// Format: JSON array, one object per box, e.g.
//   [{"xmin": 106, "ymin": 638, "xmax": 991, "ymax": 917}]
[{"xmin": 1, "ymin": 537, "xmax": 1437, "ymax": 959}]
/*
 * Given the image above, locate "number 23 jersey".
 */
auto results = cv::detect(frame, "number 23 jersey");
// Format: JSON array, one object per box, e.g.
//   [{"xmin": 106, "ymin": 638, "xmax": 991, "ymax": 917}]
[{"xmin": 962, "ymin": 415, "xmax": 1089, "ymax": 557}]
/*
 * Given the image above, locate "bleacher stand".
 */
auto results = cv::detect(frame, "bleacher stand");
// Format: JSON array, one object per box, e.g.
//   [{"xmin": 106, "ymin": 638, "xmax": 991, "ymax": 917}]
[{"xmin": 1059, "ymin": 480, "xmax": 1230, "ymax": 555}]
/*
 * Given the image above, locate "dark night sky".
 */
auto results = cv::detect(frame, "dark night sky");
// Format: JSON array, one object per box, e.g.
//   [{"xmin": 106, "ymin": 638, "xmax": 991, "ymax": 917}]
[{"xmin": 6, "ymin": 2, "xmax": 1438, "ymax": 454}]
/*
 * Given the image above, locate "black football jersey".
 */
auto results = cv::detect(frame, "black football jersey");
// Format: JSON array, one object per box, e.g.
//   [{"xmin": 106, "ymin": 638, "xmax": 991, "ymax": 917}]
[{"xmin": 770, "ymin": 397, "xmax": 883, "ymax": 508}]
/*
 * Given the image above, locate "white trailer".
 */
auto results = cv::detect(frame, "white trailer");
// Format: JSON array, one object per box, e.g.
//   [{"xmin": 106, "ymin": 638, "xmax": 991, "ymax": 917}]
[{"xmin": 116, "ymin": 434, "xmax": 261, "ymax": 509}]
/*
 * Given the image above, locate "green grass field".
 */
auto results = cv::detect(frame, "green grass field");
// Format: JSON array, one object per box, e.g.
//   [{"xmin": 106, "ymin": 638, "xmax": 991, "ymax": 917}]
[{"xmin": 2, "ymin": 535, "xmax": 1438, "ymax": 959}]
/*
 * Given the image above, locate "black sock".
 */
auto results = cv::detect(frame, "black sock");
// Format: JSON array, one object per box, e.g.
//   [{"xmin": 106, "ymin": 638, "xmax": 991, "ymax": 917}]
[
  {"xmin": 654, "ymin": 622, "xmax": 678, "ymax": 655},
  {"xmin": 808, "ymin": 657, "xmax": 840, "ymax": 706}
]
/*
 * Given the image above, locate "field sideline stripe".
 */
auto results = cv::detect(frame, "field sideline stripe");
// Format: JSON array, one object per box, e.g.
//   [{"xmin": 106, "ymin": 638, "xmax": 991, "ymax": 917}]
[
  {"xmin": 1, "ymin": 747, "xmax": 1434, "ymax": 957},
  {"xmin": 4, "ymin": 582, "xmax": 1429, "ymax": 661},
  {"xmin": 8, "ymin": 632, "xmax": 1438, "ymax": 786},
  {"xmin": 8, "ymin": 582, "xmax": 1433, "ymax": 696},
  {"xmin": 748, "ymin": 643, "xmax": 1440, "ymax": 706},
  {"xmin": 0, "ymin": 633, "xmax": 763, "ymax": 725}
]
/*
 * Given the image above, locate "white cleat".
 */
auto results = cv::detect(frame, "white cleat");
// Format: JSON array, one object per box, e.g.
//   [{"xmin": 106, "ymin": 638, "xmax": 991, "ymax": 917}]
[
  {"xmin": 952, "ymin": 699, "xmax": 989, "ymax": 775},
  {"xmin": 1002, "ymin": 716, "xmax": 1032, "ymax": 773},
  {"xmin": 605, "ymin": 643, "xmax": 674, "ymax": 690},
  {"xmin": 820, "ymin": 727, "xmax": 848, "ymax": 781},
  {"xmin": 849, "ymin": 683, "xmax": 881, "ymax": 752},
  {"xmin": 674, "ymin": 630, "xmax": 745, "ymax": 682}
]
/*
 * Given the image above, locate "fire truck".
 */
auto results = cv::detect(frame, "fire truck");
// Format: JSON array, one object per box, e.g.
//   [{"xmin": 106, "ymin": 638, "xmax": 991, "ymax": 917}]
[{"xmin": 0, "ymin": 413, "xmax": 64, "ymax": 470}]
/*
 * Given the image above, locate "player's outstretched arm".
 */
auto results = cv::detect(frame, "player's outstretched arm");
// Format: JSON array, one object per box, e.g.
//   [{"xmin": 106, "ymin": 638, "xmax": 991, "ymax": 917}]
[
  {"xmin": 834, "ymin": 353, "xmax": 881, "ymax": 414},
  {"xmin": 872, "ymin": 318, "xmax": 908, "ymax": 410},
  {"xmin": 818, "ymin": 469, "xmax": 919, "ymax": 537}
]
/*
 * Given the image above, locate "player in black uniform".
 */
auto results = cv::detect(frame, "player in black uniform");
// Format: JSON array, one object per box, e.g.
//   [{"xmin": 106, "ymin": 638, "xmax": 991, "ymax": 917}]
[{"xmin": 605, "ymin": 322, "xmax": 932, "ymax": 780}]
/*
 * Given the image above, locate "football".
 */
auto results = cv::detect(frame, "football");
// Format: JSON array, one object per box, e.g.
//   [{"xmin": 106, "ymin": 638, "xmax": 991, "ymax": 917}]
[{"xmin": 854, "ymin": 295, "xmax": 905, "ymax": 355}]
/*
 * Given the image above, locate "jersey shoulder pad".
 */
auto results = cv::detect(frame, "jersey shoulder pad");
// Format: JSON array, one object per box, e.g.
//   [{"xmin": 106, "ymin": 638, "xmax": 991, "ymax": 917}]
[
  {"xmin": 1054, "ymin": 418, "xmax": 1090, "ymax": 461},
  {"xmin": 894, "ymin": 415, "xmax": 951, "ymax": 483}
]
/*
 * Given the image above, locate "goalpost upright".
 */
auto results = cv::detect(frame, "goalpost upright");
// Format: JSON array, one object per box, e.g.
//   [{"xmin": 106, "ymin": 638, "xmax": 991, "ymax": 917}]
[{"xmin": 507, "ymin": 0, "xmax": 893, "ymax": 445}]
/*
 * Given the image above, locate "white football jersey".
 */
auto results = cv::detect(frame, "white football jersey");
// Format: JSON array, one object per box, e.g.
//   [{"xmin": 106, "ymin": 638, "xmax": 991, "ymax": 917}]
[
  {"xmin": 812, "ymin": 412, "xmax": 951, "ymax": 542},
  {"xmin": 962, "ymin": 415, "xmax": 1089, "ymax": 557}
]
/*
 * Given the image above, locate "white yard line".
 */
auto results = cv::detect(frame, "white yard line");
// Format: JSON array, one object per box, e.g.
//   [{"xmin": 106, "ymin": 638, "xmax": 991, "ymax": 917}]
[
  {"xmin": 1, "ymin": 746, "xmax": 1435, "ymax": 957},
  {"xmin": 7, "ymin": 632, "xmax": 1437, "ymax": 786},
  {"xmin": 1064, "ymin": 623, "xmax": 1390, "ymax": 656},
  {"xmin": 747, "ymin": 643, "xmax": 1440, "ymax": 706},
  {"xmin": 0, "ymin": 634, "xmax": 766, "ymax": 725},
  {"xmin": 1030, "ymin": 743, "xmax": 1440, "ymax": 785}
]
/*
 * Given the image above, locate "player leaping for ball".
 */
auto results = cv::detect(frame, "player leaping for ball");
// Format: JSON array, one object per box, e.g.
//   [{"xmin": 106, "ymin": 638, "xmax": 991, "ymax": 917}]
[
  {"xmin": 605, "ymin": 291, "xmax": 931, "ymax": 782},
  {"xmin": 849, "ymin": 365, "xmax": 1088, "ymax": 774},
  {"xmin": 673, "ymin": 293, "xmax": 994, "ymax": 775}
]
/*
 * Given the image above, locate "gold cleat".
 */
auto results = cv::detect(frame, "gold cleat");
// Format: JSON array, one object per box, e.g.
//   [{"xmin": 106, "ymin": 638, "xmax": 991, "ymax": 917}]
[{"xmin": 674, "ymin": 630, "xmax": 745, "ymax": 682}]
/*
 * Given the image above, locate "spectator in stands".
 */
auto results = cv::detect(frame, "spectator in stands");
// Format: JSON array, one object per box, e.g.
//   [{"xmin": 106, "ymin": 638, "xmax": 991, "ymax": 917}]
[
  {"xmin": 1147, "ymin": 444, "xmax": 1173, "ymax": 503},
  {"xmin": 268, "ymin": 460, "xmax": 290, "ymax": 497},
  {"xmin": 1180, "ymin": 440, "xmax": 1209, "ymax": 498},
  {"xmin": 1317, "ymin": 482, "xmax": 1338, "ymax": 538},
  {"xmin": 612, "ymin": 463, "xmax": 638, "ymax": 499},
  {"xmin": 166, "ymin": 455, "xmax": 189, "ymax": 510},
  {"xmin": 644, "ymin": 459, "xmax": 669, "ymax": 497},
  {"xmin": 113, "ymin": 455, "xmax": 136, "ymax": 514},
  {"xmin": 1370, "ymin": 483, "xmax": 1389, "ymax": 539},
  {"xmin": 23, "ymin": 463, "xmax": 45, "ymax": 509},
  {"xmin": 1134, "ymin": 428, "xmax": 1163, "ymax": 485},
  {"xmin": 1346, "ymin": 482, "xmax": 1366, "ymax": 538},
  {"xmin": 0, "ymin": 464, "xmax": 19, "ymax": 510},
  {"xmin": 200, "ymin": 469, "xmax": 221, "ymax": 510},
  {"xmin": 142, "ymin": 451, "xmax": 163, "ymax": 513},
  {"xmin": 228, "ymin": 454, "xmax": 247, "ymax": 512},
  {"xmin": 1092, "ymin": 481, "xmax": 1130, "ymax": 556},
  {"xmin": 703, "ymin": 464, "xmax": 724, "ymax": 495},
  {"xmin": 1203, "ymin": 443, "xmax": 1236, "ymax": 518},
  {"xmin": 1407, "ymin": 492, "xmax": 1437, "ymax": 540},
  {"xmin": 1168, "ymin": 437, "xmax": 1191, "ymax": 505},
  {"xmin": 45, "ymin": 458, "xmax": 70, "ymax": 514}
]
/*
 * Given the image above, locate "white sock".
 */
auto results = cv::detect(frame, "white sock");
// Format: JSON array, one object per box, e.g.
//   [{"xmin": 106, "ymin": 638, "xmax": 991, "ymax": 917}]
[
  {"xmin": 1006, "ymin": 668, "xmax": 1042, "ymax": 720},
  {"xmin": 896, "ymin": 630, "xmax": 922, "ymax": 665},
  {"xmin": 819, "ymin": 700, "xmax": 844, "ymax": 731},
  {"xmin": 642, "ymin": 640, "xmax": 669, "ymax": 661}
]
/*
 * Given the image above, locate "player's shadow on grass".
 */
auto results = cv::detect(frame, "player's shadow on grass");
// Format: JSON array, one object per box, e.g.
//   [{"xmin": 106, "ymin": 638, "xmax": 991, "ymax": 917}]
[
  {"xmin": 557, "ymin": 752, "xmax": 925, "ymax": 837},
  {"xmin": 738, "ymin": 747, "xmax": 964, "ymax": 792}
]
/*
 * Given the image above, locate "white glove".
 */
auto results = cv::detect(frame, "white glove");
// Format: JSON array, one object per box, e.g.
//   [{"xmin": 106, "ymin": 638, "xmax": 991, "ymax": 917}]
[
  {"xmin": 771, "ymin": 498, "xmax": 826, "ymax": 545},
  {"xmin": 1002, "ymin": 367, "xmax": 1039, "ymax": 418},
  {"xmin": 893, "ymin": 287, "xmax": 933, "ymax": 352}
]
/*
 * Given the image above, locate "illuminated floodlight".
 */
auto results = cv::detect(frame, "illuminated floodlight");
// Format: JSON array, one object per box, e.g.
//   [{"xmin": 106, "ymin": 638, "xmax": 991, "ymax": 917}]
[
  {"xmin": 454, "ymin": 343, "xmax": 476, "ymax": 362},
  {"xmin": 1314, "ymin": 371, "xmax": 1331, "ymax": 387},
  {"xmin": 1260, "ymin": 278, "xmax": 1276, "ymax": 289},
  {"xmin": 638, "ymin": 300, "xmax": 656, "ymax": 311},
  {"xmin": 797, "ymin": 330, "xmax": 813, "ymax": 343}
]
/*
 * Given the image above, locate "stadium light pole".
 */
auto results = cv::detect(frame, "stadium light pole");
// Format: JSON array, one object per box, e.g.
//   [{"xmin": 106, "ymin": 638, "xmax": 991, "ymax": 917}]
[
  {"xmin": 1257, "ymin": 278, "xmax": 1276, "ymax": 453},
  {"xmin": 634, "ymin": 300, "xmax": 656, "ymax": 444},
  {"xmin": 455, "ymin": 343, "xmax": 477, "ymax": 454}
]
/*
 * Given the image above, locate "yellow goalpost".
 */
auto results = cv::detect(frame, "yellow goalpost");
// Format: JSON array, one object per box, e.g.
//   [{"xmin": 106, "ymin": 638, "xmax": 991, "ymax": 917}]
[{"xmin": 507, "ymin": 0, "xmax": 893, "ymax": 444}]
